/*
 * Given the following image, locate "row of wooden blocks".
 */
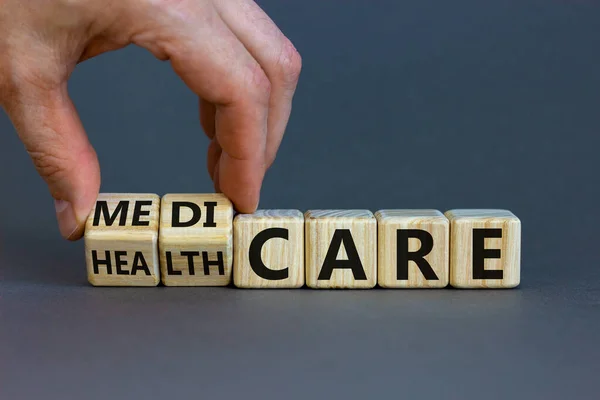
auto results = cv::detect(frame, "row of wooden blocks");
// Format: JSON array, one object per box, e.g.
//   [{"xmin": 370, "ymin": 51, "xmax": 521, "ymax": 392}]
[{"xmin": 84, "ymin": 193, "xmax": 521, "ymax": 289}]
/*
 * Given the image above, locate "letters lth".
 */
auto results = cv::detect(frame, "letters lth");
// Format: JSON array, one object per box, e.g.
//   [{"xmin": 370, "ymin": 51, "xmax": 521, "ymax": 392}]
[{"xmin": 159, "ymin": 194, "xmax": 233, "ymax": 286}]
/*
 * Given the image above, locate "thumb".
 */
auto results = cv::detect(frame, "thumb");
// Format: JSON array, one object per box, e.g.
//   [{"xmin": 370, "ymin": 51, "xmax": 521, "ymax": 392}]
[{"xmin": 3, "ymin": 78, "xmax": 100, "ymax": 241}]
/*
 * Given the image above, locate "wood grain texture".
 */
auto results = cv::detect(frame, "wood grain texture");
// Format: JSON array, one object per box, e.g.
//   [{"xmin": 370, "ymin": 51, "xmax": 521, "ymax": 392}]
[
  {"xmin": 445, "ymin": 209, "xmax": 521, "ymax": 289},
  {"xmin": 233, "ymin": 210, "xmax": 304, "ymax": 288},
  {"xmin": 375, "ymin": 210, "xmax": 449, "ymax": 288},
  {"xmin": 305, "ymin": 210, "xmax": 377, "ymax": 289},
  {"xmin": 84, "ymin": 193, "xmax": 160, "ymax": 286},
  {"xmin": 159, "ymin": 194, "xmax": 233, "ymax": 286}
]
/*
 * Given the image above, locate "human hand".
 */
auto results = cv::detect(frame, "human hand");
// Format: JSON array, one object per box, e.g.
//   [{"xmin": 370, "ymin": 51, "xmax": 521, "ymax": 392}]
[{"xmin": 0, "ymin": 0, "xmax": 302, "ymax": 240}]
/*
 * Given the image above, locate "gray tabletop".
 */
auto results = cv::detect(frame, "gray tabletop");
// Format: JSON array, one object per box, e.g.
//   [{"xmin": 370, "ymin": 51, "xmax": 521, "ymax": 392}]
[{"xmin": 2, "ymin": 1, "xmax": 599, "ymax": 399}]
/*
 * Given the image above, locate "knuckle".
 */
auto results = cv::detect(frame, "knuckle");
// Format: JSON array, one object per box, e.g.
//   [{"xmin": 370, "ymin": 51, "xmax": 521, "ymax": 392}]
[
  {"xmin": 275, "ymin": 39, "xmax": 302, "ymax": 87},
  {"xmin": 14, "ymin": 64, "xmax": 61, "ymax": 93},
  {"xmin": 2, "ymin": 58, "xmax": 63, "ymax": 106}
]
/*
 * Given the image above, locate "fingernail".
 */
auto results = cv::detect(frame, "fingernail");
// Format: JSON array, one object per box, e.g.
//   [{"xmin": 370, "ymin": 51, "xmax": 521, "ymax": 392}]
[{"xmin": 55, "ymin": 199, "xmax": 79, "ymax": 239}]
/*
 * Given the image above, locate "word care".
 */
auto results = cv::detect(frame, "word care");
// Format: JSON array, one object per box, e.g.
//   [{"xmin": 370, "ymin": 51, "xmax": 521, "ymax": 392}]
[{"xmin": 84, "ymin": 193, "xmax": 521, "ymax": 289}]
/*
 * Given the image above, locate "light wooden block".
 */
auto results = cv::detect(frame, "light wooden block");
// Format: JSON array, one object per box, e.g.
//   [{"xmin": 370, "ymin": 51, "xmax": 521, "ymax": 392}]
[
  {"xmin": 233, "ymin": 210, "xmax": 304, "ymax": 288},
  {"xmin": 305, "ymin": 210, "xmax": 376, "ymax": 289},
  {"xmin": 445, "ymin": 209, "xmax": 521, "ymax": 289},
  {"xmin": 375, "ymin": 210, "xmax": 449, "ymax": 288},
  {"xmin": 84, "ymin": 193, "xmax": 160, "ymax": 286},
  {"xmin": 159, "ymin": 193, "xmax": 233, "ymax": 286}
]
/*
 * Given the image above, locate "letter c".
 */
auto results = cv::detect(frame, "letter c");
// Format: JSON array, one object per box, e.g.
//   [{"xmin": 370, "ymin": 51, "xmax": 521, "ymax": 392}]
[{"xmin": 249, "ymin": 228, "xmax": 289, "ymax": 280}]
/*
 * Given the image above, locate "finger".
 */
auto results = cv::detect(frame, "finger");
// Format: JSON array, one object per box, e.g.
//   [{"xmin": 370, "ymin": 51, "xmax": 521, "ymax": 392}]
[
  {"xmin": 2, "ymin": 72, "xmax": 101, "ymax": 240},
  {"xmin": 131, "ymin": 2, "xmax": 270, "ymax": 212},
  {"xmin": 214, "ymin": 102, "xmax": 266, "ymax": 210},
  {"xmin": 214, "ymin": 0, "xmax": 302, "ymax": 168}
]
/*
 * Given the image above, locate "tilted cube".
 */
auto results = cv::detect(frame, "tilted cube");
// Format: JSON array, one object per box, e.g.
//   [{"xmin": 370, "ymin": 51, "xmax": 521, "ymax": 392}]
[
  {"xmin": 159, "ymin": 194, "xmax": 233, "ymax": 286},
  {"xmin": 84, "ymin": 193, "xmax": 160, "ymax": 286}
]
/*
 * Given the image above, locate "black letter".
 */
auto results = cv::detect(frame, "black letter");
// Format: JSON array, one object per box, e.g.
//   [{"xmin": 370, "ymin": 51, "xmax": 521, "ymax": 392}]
[
  {"xmin": 115, "ymin": 251, "xmax": 129, "ymax": 275},
  {"xmin": 172, "ymin": 202, "xmax": 201, "ymax": 227},
  {"xmin": 92, "ymin": 250, "xmax": 112, "ymax": 274},
  {"xmin": 202, "ymin": 252, "xmax": 225, "ymax": 275},
  {"xmin": 203, "ymin": 201, "xmax": 217, "ymax": 227},
  {"xmin": 181, "ymin": 251, "xmax": 200, "ymax": 275},
  {"xmin": 132, "ymin": 200, "xmax": 153, "ymax": 226},
  {"xmin": 249, "ymin": 228, "xmax": 289, "ymax": 280},
  {"xmin": 165, "ymin": 251, "xmax": 182, "ymax": 276},
  {"xmin": 473, "ymin": 228, "xmax": 503, "ymax": 279},
  {"xmin": 397, "ymin": 229, "xmax": 438, "ymax": 280},
  {"xmin": 131, "ymin": 252, "xmax": 151, "ymax": 275},
  {"xmin": 93, "ymin": 200, "xmax": 129, "ymax": 226},
  {"xmin": 318, "ymin": 229, "xmax": 367, "ymax": 280}
]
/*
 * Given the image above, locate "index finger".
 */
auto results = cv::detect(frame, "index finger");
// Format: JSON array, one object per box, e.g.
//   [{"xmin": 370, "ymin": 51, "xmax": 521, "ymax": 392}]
[{"xmin": 214, "ymin": 89, "xmax": 270, "ymax": 212}]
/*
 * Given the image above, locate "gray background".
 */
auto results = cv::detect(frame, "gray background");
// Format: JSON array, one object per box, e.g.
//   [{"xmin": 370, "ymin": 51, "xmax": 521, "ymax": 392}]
[{"xmin": 1, "ymin": 0, "xmax": 599, "ymax": 399}]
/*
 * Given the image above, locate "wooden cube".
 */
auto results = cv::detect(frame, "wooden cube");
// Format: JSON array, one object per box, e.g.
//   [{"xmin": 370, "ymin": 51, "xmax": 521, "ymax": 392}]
[
  {"xmin": 84, "ymin": 193, "xmax": 160, "ymax": 286},
  {"xmin": 305, "ymin": 210, "xmax": 376, "ymax": 289},
  {"xmin": 233, "ymin": 210, "xmax": 304, "ymax": 288},
  {"xmin": 159, "ymin": 194, "xmax": 233, "ymax": 286},
  {"xmin": 375, "ymin": 210, "xmax": 449, "ymax": 288},
  {"xmin": 445, "ymin": 209, "xmax": 521, "ymax": 289}
]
